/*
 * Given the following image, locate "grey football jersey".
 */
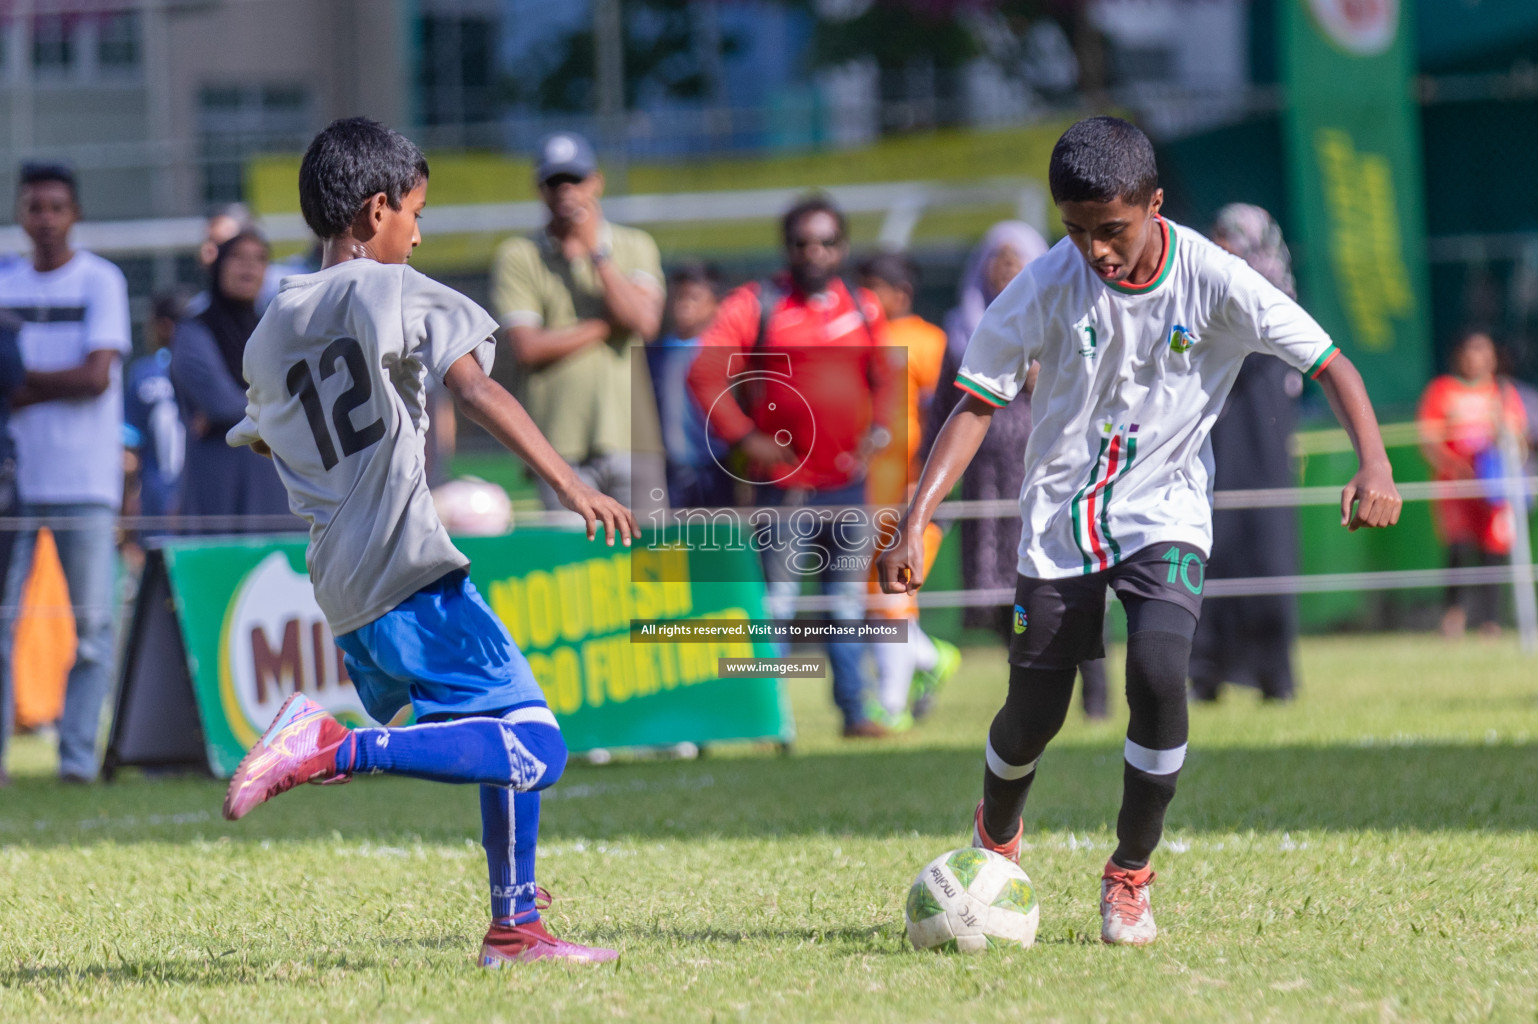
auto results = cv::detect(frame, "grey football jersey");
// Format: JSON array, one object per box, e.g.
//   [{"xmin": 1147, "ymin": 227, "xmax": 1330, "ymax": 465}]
[{"xmin": 229, "ymin": 260, "xmax": 496, "ymax": 634}]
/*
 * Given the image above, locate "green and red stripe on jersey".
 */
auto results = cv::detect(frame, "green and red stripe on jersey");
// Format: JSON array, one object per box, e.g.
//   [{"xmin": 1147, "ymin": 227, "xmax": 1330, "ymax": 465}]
[
  {"xmin": 953, "ymin": 372, "xmax": 1009, "ymax": 407},
  {"xmin": 1070, "ymin": 424, "xmax": 1140, "ymax": 574},
  {"xmin": 1103, "ymin": 219, "xmax": 1177, "ymax": 296},
  {"xmin": 1307, "ymin": 345, "xmax": 1340, "ymax": 379}
]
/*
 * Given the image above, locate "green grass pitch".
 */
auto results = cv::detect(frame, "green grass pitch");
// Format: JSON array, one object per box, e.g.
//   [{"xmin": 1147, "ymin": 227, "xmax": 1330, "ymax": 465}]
[{"xmin": 2, "ymin": 635, "xmax": 1536, "ymax": 1022}]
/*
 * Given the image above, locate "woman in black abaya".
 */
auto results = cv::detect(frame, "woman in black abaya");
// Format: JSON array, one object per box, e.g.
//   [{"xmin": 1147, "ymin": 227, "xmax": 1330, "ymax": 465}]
[
  {"xmin": 170, "ymin": 231, "xmax": 299, "ymax": 532},
  {"xmin": 1190, "ymin": 204, "xmax": 1304, "ymax": 701}
]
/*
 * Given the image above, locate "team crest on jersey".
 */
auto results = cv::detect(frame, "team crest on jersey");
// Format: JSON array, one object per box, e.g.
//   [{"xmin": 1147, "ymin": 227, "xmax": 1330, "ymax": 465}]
[
  {"xmin": 1169, "ymin": 324, "xmax": 1196, "ymax": 354},
  {"xmin": 1013, "ymin": 604, "xmax": 1028, "ymax": 634}
]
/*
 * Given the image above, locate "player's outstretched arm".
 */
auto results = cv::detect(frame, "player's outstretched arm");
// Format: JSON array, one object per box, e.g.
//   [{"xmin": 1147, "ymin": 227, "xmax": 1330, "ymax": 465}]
[
  {"xmin": 1316, "ymin": 354, "xmax": 1403, "ymax": 531},
  {"xmin": 443, "ymin": 352, "xmax": 638, "ymax": 547},
  {"xmin": 876, "ymin": 393, "xmax": 996, "ymax": 594}
]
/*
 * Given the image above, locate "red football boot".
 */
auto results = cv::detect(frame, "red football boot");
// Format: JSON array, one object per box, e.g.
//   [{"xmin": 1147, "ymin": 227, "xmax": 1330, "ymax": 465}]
[
  {"xmin": 479, "ymin": 890, "xmax": 618, "ymax": 966},
  {"xmin": 222, "ymin": 693, "xmax": 351, "ymax": 821},
  {"xmin": 971, "ymin": 799, "xmax": 1023, "ymax": 864},
  {"xmin": 1100, "ymin": 859, "xmax": 1158, "ymax": 945}
]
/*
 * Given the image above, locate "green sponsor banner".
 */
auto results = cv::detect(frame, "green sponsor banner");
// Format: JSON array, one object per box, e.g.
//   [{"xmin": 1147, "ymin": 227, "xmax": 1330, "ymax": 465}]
[
  {"xmin": 1282, "ymin": 0, "xmax": 1430, "ymax": 408},
  {"xmin": 132, "ymin": 530, "xmax": 789, "ymax": 778}
]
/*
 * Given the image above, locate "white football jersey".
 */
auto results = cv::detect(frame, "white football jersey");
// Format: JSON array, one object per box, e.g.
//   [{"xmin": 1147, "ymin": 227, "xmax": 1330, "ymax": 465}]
[
  {"xmin": 955, "ymin": 218, "xmax": 1338, "ymax": 579},
  {"xmin": 229, "ymin": 260, "xmax": 496, "ymax": 633}
]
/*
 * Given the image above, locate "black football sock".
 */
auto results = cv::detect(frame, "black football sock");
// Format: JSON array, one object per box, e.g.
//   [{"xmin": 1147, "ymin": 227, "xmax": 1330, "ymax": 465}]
[
  {"xmin": 981, "ymin": 664, "xmax": 1076, "ymax": 842},
  {"xmin": 1112, "ymin": 618, "xmax": 1192, "ymax": 870}
]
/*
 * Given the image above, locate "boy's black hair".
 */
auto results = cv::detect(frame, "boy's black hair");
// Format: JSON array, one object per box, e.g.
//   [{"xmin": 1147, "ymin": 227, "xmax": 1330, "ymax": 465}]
[
  {"xmin": 668, "ymin": 260, "xmax": 722, "ymax": 295},
  {"xmin": 1048, "ymin": 116, "xmax": 1159, "ymax": 207},
  {"xmin": 781, "ymin": 194, "xmax": 849, "ymax": 248},
  {"xmin": 1447, "ymin": 324, "xmax": 1498, "ymax": 369},
  {"xmin": 858, "ymin": 251, "xmax": 919, "ymax": 293},
  {"xmin": 298, "ymin": 117, "xmax": 429, "ymax": 239},
  {"xmin": 1451, "ymin": 324, "xmax": 1494, "ymax": 350},
  {"xmin": 18, "ymin": 161, "xmax": 78, "ymax": 203}
]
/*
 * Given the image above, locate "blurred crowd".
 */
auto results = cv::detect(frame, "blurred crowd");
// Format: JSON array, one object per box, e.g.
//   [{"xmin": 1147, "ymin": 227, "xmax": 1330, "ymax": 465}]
[{"xmin": 0, "ymin": 131, "xmax": 1534, "ymax": 782}]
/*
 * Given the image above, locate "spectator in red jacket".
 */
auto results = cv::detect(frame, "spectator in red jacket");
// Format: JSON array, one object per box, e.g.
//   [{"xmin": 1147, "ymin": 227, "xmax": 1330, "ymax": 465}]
[
  {"xmin": 1418, "ymin": 328, "xmax": 1529, "ymax": 637},
  {"xmin": 688, "ymin": 196, "xmax": 898, "ymax": 738}
]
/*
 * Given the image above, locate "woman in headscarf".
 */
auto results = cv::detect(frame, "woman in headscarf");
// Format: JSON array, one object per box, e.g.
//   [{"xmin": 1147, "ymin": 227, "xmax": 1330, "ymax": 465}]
[
  {"xmin": 169, "ymin": 231, "xmax": 298, "ymax": 532},
  {"xmin": 929, "ymin": 221, "xmax": 1109, "ymax": 718},
  {"xmin": 1189, "ymin": 203, "xmax": 1305, "ymax": 701}
]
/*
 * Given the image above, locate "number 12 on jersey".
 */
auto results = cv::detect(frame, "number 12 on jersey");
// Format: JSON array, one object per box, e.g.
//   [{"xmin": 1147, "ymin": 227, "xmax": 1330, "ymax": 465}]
[{"xmin": 286, "ymin": 336, "xmax": 385, "ymax": 471}]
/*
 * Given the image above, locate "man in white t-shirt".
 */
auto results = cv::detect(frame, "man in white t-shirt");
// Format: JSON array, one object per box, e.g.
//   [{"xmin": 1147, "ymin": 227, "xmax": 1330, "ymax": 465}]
[
  {"xmin": 0, "ymin": 162, "xmax": 130, "ymax": 784},
  {"xmin": 878, "ymin": 118, "xmax": 1403, "ymax": 945}
]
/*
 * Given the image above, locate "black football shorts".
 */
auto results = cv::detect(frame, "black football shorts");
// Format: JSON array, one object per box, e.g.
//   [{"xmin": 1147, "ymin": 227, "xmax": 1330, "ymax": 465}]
[{"xmin": 1007, "ymin": 541, "xmax": 1207, "ymax": 670}]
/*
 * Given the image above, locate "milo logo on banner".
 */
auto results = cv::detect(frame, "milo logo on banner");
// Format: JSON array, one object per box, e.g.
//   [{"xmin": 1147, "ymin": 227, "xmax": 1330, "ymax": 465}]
[
  {"xmin": 217, "ymin": 552, "xmax": 383, "ymax": 745},
  {"xmin": 108, "ymin": 531, "xmax": 788, "ymax": 777},
  {"xmin": 1307, "ymin": 0, "xmax": 1397, "ymax": 56}
]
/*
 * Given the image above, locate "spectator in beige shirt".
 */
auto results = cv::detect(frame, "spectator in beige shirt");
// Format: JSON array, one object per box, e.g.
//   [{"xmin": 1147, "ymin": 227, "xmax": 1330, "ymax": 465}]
[{"xmin": 491, "ymin": 133, "xmax": 665, "ymax": 511}]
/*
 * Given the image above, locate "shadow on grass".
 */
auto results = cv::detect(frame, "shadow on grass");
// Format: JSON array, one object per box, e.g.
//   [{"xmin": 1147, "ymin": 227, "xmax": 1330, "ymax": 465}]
[
  {"xmin": 590, "ymin": 923, "xmax": 899, "ymax": 948},
  {"xmin": 2, "ymin": 741, "xmax": 1534, "ymax": 848},
  {"xmin": 585, "ymin": 921, "xmax": 1102, "ymax": 951},
  {"xmin": 0, "ymin": 951, "xmax": 370, "ymax": 989}
]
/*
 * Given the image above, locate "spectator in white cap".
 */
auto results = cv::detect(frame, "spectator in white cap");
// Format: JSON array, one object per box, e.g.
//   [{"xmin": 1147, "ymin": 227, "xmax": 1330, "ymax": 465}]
[{"xmin": 490, "ymin": 132, "xmax": 665, "ymax": 512}]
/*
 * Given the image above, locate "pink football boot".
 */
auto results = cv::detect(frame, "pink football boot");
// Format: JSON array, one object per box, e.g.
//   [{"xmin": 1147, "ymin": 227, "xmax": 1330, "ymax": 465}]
[{"xmin": 222, "ymin": 693, "xmax": 351, "ymax": 821}]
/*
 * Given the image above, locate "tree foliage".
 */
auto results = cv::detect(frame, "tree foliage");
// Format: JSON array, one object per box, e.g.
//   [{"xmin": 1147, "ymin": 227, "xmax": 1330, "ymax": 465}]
[{"xmin": 516, "ymin": 0, "xmax": 742, "ymax": 113}]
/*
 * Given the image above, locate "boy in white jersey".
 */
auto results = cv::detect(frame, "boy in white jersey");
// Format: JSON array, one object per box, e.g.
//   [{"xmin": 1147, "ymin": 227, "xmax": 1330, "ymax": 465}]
[
  {"xmin": 878, "ymin": 117, "xmax": 1401, "ymax": 945},
  {"xmin": 220, "ymin": 118, "xmax": 637, "ymax": 966}
]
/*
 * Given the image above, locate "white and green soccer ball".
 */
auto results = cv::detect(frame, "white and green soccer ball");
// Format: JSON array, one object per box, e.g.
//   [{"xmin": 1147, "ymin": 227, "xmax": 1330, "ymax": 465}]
[{"xmin": 905, "ymin": 847, "xmax": 1040, "ymax": 953}]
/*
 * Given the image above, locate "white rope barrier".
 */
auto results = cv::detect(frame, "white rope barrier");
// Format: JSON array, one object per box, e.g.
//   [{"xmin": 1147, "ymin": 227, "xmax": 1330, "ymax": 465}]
[
  {"xmin": 0, "ymin": 476, "xmax": 1529, "ymax": 531},
  {"xmin": 5, "ymin": 473, "xmax": 1533, "ymax": 650},
  {"xmin": 0, "ymin": 514, "xmax": 307, "ymax": 533},
  {"xmin": 19, "ymin": 563, "xmax": 1518, "ymax": 624},
  {"xmin": 779, "ymin": 565, "xmax": 1535, "ymax": 613},
  {"xmin": 20, "ymin": 565, "xmax": 1517, "ymax": 619}
]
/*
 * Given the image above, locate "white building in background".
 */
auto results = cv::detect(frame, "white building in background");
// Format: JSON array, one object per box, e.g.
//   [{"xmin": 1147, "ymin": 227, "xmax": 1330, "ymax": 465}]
[
  {"xmin": 1089, "ymin": 0, "xmax": 1252, "ymax": 139},
  {"xmin": 0, "ymin": 0, "xmax": 501, "ymax": 222}
]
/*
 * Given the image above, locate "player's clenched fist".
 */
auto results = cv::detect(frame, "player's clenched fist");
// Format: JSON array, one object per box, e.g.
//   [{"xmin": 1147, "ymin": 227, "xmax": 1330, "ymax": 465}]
[
  {"xmin": 1340, "ymin": 464, "xmax": 1403, "ymax": 531},
  {"xmin": 877, "ymin": 521, "xmax": 926, "ymax": 594}
]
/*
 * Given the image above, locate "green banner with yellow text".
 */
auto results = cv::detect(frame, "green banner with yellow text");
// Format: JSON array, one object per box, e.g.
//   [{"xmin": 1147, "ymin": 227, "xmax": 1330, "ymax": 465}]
[
  {"xmin": 1283, "ymin": 0, "xmax": 1429, "ymax": 408},
  {"xmin": 146, "ymin": 531, "xmax": 789, "ymax": 777}
]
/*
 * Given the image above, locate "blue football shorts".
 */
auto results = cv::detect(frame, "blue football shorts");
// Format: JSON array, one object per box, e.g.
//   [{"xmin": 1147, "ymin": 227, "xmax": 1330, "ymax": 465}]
[{"xmin": 335, "ymin": 569, "xmax": 546, "ymax": 724}]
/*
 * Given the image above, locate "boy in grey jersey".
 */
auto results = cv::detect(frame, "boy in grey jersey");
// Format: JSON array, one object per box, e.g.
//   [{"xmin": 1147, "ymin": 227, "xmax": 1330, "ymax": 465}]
[
  {"xmin": 221, "ymin": 118, "xmax": 637, "ymax": 966},
  {"xmin": 878, "ymin": 117, "xmax": 1402, "ymax": 945}
]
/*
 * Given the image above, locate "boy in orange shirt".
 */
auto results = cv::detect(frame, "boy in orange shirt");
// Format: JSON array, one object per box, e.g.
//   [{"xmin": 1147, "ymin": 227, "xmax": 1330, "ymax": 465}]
[{"xmin": 860, "ymin": 253, "xmax": 959, "ymax": 726}]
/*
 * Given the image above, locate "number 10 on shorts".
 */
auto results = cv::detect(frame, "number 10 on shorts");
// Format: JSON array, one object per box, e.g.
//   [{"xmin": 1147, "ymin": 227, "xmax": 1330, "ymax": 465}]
[{"xmin": 1161, "ymin": 546, "xmax": 1204, "ymax": 594}]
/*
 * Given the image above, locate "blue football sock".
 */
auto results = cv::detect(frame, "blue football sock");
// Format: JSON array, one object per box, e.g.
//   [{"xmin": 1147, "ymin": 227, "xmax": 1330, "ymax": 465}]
[
  {"xmin": 482, "ymin": 785, "xmax": 544, "ymax": 923},
  {"xmin": 331, "ymin": 704, "xmax": 566, "ymax": 926},
  {"xmin": 340, "ymin": 708, "xmax": 567, "ymax": 788}
]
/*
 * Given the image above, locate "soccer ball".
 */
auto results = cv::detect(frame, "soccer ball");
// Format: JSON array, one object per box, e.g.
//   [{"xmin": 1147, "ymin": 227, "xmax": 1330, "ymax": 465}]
[
  {"xmin": 432, "ymin": 477, "xmax": 512, "ymax": 536},
  {"xmin": 904, "ymin": 847, "xmax": 1040, "ymax": 953}
]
